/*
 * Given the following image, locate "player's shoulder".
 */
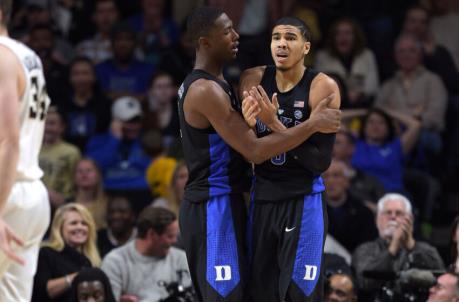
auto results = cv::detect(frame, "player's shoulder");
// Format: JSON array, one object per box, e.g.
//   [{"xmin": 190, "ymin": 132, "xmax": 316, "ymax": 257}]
[
  {"xmin": 0, "ymin": 43, "xmax": 19, "ymax": 70},
  {"xmin": 311, "ymin": 72, "xmax": 339, "ymax": 91},
  {"xmin": 187, "ymin": 78, "xmax": 228, "ymax": 103},
  {"xmin": 240, "ymin": 65, "xmax": 266, "ymax": 84}
]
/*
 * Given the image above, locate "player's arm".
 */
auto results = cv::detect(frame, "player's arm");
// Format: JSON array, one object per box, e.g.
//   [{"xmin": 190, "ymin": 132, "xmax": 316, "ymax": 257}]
[
  {"xmin": 184, "ymin": 79, "xmax": 340, "ymax": 164},
  {"xmin": 288, "ymin": 73, "xmax": 341, "ymax": 173},
  {"xmin": 0, "ymin": 45, "xmax": 25, "ymax": 263}
]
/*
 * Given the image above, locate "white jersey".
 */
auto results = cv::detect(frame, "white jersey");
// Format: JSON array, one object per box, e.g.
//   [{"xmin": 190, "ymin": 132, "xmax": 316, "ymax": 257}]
[{"xmin": 0, "ymin": 37, "xmax": 50, "ymax": 181}]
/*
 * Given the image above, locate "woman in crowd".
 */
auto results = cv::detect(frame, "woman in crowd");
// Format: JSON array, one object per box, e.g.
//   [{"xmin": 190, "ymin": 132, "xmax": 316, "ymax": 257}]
[
  {"xmin": 72, "ymin": 158, "xmax": 108, "ymax": 230},
  {"xmin": 32, "ymin": 203, "xmax": 101, "ymax": 302},
  {"xmin": 315, "ymin": 17, "xmax": 379, "ymax": 108}
]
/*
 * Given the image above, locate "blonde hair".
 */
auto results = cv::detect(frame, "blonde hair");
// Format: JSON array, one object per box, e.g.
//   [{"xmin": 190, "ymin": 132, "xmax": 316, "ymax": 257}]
[
  {"xmin": 167, "ymin": 161, "xmax": 187, "ymax": 216},
  {"xmin": 43, "ymin": 203, "xmax": 101, "ymax": 266}
]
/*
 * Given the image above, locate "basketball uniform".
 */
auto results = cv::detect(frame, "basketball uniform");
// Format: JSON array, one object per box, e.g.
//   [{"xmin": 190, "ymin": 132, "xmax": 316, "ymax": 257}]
[
  {"xmin": 248, "ymin": 66, "xmax": 332, "ymax": 302},
  {"xmin": 0, "ymin": 37, "xmax": 51, "ymax": 302},
  {"xmin": 178, "ymin": 69, "xmax": 250, "ymax": 302}
]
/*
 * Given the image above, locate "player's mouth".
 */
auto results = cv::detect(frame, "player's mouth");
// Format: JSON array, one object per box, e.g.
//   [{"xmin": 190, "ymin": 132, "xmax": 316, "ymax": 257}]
[
  {"xmin": 231, "ymin": 42, "xmax": 239, "ymax": 54},
  {"xmin": 276, "ymin": 52, "xmax": 289, "ymax": 63}
]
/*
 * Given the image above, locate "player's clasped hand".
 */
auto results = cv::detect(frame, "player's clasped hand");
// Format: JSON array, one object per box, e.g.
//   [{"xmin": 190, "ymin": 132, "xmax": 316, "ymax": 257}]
[
  {"xmin": 309, "ymin": 93, "xmax": 342, "ymax": 133},
  {"xmin": 0, "ymin": 218, "xmax": 25, "ymax": 265},
  {"xmin": 242, "ymin": 85, "xmax": 279, "ymax": 128}
]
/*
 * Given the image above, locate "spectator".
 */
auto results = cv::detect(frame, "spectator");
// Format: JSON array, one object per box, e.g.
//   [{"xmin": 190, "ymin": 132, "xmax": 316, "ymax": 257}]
[
  {"xmin": 70, "ymin": 268, "xmax": 116, "ymax": 302},
  {"xmin": 128, "ymin": 0, "xmax": 180, "ymax": 66},
  {"xmin": 323, "ymin": 159, "xmax": 378, "ymax": 252},
  {"xmin": 427, "ymin": 272, "xmax": 459, "ymax": 302},
  {"xmin": 86, "ymin": 96, "xmax": 151, "ymax": 213},
  {"xmin": 72, "ymin": 158, "xmax": 108, "ymax": 230},
  {"xmin": 315, "ymin": 17, "xmax": 379, "ymax": 108},
  {"xmin": 101, "ymin": 207, "xmax": 191, "ymax": 302},
  {"xmin": 146, "ymin": 155, "xmax": 177, "ymax": 201},
  {"xmin": 152, "ymin": 161, "xmax": 188, "ymax": 217},
  {"xmin": 352, "ymin": 193, "xmax": 444, "ymax": 300},
  {"xmin": 95, "ymin": 23, "xmax": 155, "ymax": 102},
  {"xmin": 332, "ymin": 129, "xmax": 385, "ymax": 210},
  {"xmin": 449, "ymin": 215, "xmax": 459, "ymax": 271},
  {"xmin": 325, "ymin": 273, "xmax": 357, "ymax": 302},
  {"xmin": 348, "ymin": 108, "xmax": 421, "ymax": 192},
  {"xmin": 97, "ymin": 194, "xmax": 137, "ymax": 258},
  {"xmin": 76, "ymin": 0, "xmax": 119, "ymax": 64},
  {"xmin": 50, "ymin": 0, "xmax": 93, "ymax": 43},
  {"xmin": 32, "ymin": 203, "xmax": 101, "ymax": 302},
  {"xmin": 402, "ymin": 5, "xmax": 459, "ymax": 95},
  {"xmin": 40, "ymin": 106, "xmax": 81, "ymax": 209},
  {"xmin": 374, "ymin": 34, "xmax": 448, "ymax": 136},
  {"xmin": 61, "ymin": 57, "xmax": 112, "ymax": 151}
]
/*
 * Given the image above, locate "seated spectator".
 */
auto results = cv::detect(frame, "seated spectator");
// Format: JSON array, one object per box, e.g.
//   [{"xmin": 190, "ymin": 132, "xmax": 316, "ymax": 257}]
[
  {"xmin": 128, "ymin": 0, "xmax": 180, "ymax": 66},
  {"xmin": 40, "ymin": 106, "xmax": 81, "ymax": 209},
  {"xmin": 146, "ymin": 155, "xmax": 177, "ymax": 200},
  {"xmin": 402, "ymin": 5, "xmax": 459, "ymax": 95},
  {"xmin": 70, "ymin": 268, "xmax": 116, "ymax": 302},
  {"xmin": 323, "ymin": 160, "xmax": 378, "ymax": 252},
  {"xmin": 32, "ymin": 203, "xmax": 101, "ymax": 302},
  {"xmin": 347, "ymin": 108, "xmax": 421, "ymax": 192},
  {"xmin": 333, "ymin": 129, "xmax": 385, "ymax": 210},
  {"xmin": 71, "ymin": 158, "xmax": 108, "ymax": 230},
  {"xmin": 61, "ymin": 57, "xmax": 111, "ymax": 151},
  {"xmin": 449, "ymin": 215, "xmax": 459, "ymax": 271},
  {"xmin": 95, "ymin": 23, "xmax": 155, "ymax": 102},
  {"xmin": 325, "ymin": 273, "xmax": 357, "ymax": 302},
  {"xmin": 374, "ymin": 34, "xmax": 447, "ymax": 153},
  {"xmin": 76, "ymin": 0, "xmax": 119, "ymax": 64},
  {"xmin": 352, "ymin": 193, "xmax": 444, "ymax": 300},
  {"xmin": 152, "ymin": 161, "xmax": 188, "ymax": 217},
  {"xmin": 97, "ymin": 194, "xmax": 137, "ymax": 258},
  {"xmin": 86, "ymin": 96, "xmax": 152, "ymax": 213},
  {"xmin": 315, "ymin": 17, "xmax": 379, "ymax": 108},
  {"xmin": 101, "ymin": 207, "xmax": 191, "ymax": 302},
  {"xmin": 427, "ymin": 272, "xmax": 459, "ymax": 302}
]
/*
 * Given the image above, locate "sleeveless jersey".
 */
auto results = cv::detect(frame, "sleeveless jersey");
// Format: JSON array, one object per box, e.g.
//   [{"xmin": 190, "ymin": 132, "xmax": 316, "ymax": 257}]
[
  {"xmin": 0, "ymin": 37, "xmax": 50, "ymax": 181},
  {"xmin": 254, "ymin": 66, "xmax": 324, "ymax": 202},
  {"xmin": 178, "ymin": 69, "xmax": 250, "ymax": 203}
]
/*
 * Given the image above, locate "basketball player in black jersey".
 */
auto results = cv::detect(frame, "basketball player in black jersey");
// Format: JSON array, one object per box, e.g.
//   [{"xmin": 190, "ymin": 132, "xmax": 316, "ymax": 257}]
[
  {"xmin": 178, "ymin": 8, "xmax": 341, "ymax": 302},
  {"xmin": 239, "ymin": 17, "xmax": 341, "ymax": 302}
]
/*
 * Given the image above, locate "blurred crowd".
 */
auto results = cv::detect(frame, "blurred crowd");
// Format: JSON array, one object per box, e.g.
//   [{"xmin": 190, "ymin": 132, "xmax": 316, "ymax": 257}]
[{"xmin": 8, "ymin": 0, "xmax": 459, "ymax": 301}]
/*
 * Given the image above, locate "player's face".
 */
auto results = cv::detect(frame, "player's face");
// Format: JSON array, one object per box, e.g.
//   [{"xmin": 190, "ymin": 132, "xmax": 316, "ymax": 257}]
[
  {"xmin": 271, "ymin": 25, "xmax": 310, "ymax": 71},
  {"xmin": 427, "ymin": 274, "xmax": 459, "ymax": 302},
  {"xmin": 206, "ymin": 13, "xmax": 239, "ymax": 61},
  {"xmin": 150, "ymin": 220, "xmax": 179, "ymax": 258},
  {"xmin": 75, "ymin": 160, "xmax": 100, "ymax": 188},
  {"xmin": 62, "ymin": 210, "xmax": 89, "ymax": 248},
  {"xmin": 70, "ymin": 61, "xmax": 96, "ymax": 92},
  {"xmin": 107, "ymin": 197, "xmax": 135, "ymax": 233},
  {"xmin": 325, "ymin": 274, "xmax": 356, "ymax": 302},
  {"xmin": 334, "ymin": 21, "xmax": 354, "ymax": 56},
  {"xmin": 77, "ymin": 281, "xmax": 105, "ymax": 302},
  {"xmin": 364, "ymin": 112, "xmax": 388, "ymax": 143}
]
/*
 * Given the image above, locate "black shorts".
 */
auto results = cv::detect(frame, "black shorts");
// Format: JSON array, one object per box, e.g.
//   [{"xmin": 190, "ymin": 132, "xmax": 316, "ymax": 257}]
[
  {"xmin": 179, "ymin": 194, "xmax": 248, "ymax": 302},
  {"xmin": 247, "ymin": 192, "xmax": 327, "ymax": 302}
]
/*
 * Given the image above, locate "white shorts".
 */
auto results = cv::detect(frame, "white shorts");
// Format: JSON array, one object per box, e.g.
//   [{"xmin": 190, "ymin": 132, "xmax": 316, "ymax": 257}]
[{"xmin": 0, "ymin": 180, "xmax": 50, "ymax": 302}]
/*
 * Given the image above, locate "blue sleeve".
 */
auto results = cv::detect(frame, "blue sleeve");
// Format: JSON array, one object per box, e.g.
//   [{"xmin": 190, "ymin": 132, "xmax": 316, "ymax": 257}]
[{"xmin": 85, "ymin": 134, "xmax": 121, "ymax": 171}]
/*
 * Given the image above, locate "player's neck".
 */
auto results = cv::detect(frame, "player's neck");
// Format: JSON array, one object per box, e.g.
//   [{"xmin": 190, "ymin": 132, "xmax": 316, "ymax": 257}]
[
  {"xmin": 194, "ymin": 52, "xmax": 224, "ymax": 79},
  {"xmin": 275, "ymin": 64, "xmax": 305, "ymax": 92}
]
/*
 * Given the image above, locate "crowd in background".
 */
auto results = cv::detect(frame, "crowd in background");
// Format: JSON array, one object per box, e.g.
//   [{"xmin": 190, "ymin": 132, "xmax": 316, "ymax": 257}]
[{"xmin": 7, "ymin": 0, "xmax": 459, "ymax": 301}]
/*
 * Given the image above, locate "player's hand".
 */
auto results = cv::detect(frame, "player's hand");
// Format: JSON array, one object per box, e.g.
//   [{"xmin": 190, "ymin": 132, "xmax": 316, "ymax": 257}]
[
  {"xmin": 242, "ymin": 91, "xmax": 261, "ymax": 128},
  {"xmin": 0, "ymin": 219, "xmax": 25, "ymax": 265},
  {"xmin": 248, "ymin": 85, "xmax": 279, "ymax": 128},
  {"xmin": 309, "ymin": 94, "xmax": 341, "ymax": 133}
]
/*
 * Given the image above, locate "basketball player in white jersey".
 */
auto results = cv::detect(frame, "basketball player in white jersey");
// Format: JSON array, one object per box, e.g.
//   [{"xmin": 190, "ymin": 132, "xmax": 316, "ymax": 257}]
[{"xmin": 0, "ymin": 0, "xmax": 51, "ymax": 300}]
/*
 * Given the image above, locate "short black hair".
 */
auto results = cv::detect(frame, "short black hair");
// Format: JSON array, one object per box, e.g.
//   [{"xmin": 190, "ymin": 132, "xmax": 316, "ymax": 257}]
[
  {"xmin": 186, "ymin": 6, "xmax": 224, "ymax": 47},
  {"xmin": 360, "ymin": 108, "xmax": 396, "ymax": 144},
  {"xmin": 274, "ymin": 17, "xmax": 312, "ymax": 42},
  {"xmin": 137, "ymin": 207, "xmax": 176, "ymax": 238},
  {"xmin": 110, "ymin": 22, "xmax": 136, "ymax": 42},
  {"xmin": 0, "ymin": 0, "xmax": 12, "ymax": 26}
]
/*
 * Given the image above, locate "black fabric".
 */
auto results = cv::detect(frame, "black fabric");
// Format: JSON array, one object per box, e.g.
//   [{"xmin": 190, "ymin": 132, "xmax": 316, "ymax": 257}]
[
  {"xmin": 32, "ymin": 246, "xmax": 92, "ymax": 302},
  {"xmin": 178, "ymin": 194, "xmax": 248, "ymax": 302},
  {"xmin": 97, "ymin": 229, "xmax": 116, "ymax": 258},
  {"xmin": 178, "ymin": 69, "xmax": 250, "ymax": 203},
  {"xmin": 254, "ymin": 66, "xmax": 334, "ymax": 202},
  {"xmin": 247, "ymin": 194, "xmax": 327, "ymax": 302}
]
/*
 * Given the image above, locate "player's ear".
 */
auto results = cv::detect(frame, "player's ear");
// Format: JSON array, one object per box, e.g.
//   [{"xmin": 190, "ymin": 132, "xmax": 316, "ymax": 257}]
[
  {"xmin": 303, "ymin": 41, "xmax": 311, "ymax": 55},
  {"xmin": 198, "ymin": 36, "xmax": 210, "ymax": 49}
]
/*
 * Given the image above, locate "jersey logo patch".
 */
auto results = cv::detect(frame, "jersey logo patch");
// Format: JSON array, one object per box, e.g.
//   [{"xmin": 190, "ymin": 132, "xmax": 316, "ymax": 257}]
[
  {"xmin": 285, "ymin": 226, "xmax": 296, "ymax": 232},
  {"xmin": 294, "ymin": 110, "xmax": 303, "ymax": 120},
  {"xmin": 215, "ymin": 265, "xmax": 232, "ymax": 281},
  {"xmin": 303, "ymin": 265, "xmax": 318, "ymax": 281},
  {"xmin": 294, "ymin": 100, "xmax": 304, "ymax": 108}
]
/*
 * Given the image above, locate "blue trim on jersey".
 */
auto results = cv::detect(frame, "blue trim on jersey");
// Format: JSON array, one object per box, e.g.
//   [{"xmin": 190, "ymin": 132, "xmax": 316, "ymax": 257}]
[
  {"xmin": 312, "ymin": 176, "xmax": 325, "ymax": 194},
  {"xmin": 292, "ymin": 193, "xmax": 324, "ymax": 296},
  {"xmin": 208, "ymin": 134, "xmax": 231, "ymax": 196},
  {"xmin": 206, "ymin": 195, "xmax": 240, "ymax": 297},
  {"xmin": 246, "ymin": 176, "xmax": 256, "ymax": 266}
]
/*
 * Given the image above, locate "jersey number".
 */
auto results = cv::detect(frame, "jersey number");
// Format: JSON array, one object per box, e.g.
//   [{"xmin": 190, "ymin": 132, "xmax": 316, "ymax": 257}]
[
  {"xmin": 271, "ymin": 153, "xmax": 286, "ymax": 165},
  {"xmin": 29, "ymin": 76, "xmax": 48, "ymax": 121}
]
